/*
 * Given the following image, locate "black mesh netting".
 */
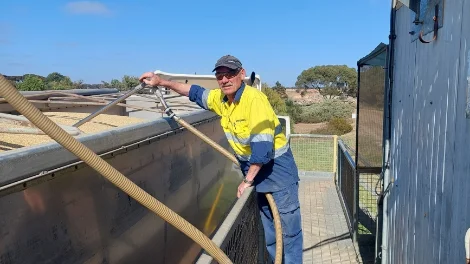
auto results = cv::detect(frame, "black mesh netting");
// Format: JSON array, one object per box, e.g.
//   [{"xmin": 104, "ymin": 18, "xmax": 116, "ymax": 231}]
[{"xmin": 357, "ymin": 65, "xmax": 385, "ymax": 168}]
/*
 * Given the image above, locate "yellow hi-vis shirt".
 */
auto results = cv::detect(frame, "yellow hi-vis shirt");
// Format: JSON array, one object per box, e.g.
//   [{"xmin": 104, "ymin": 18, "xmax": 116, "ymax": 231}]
[{"xmin": 188, "ymin": 82, "xmax": 299, "ymax": 193}]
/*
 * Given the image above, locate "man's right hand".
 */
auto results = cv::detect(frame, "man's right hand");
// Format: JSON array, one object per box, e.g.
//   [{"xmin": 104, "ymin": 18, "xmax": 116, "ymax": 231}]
[
  {"xmin": 139, "ymin": 71, "xmax": 192, "ymax": 96},
  {"xmin": 139, "ymin": 72, "xmax": 163, "ymax": 87}
]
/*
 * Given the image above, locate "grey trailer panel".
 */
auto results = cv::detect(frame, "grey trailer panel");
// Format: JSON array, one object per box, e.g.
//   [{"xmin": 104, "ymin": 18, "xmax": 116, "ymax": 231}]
[
  {"xmin": 0, "ymin": 112, "xmax": 242, "ymax": 264},
  {"xmin": 0, "ymin": 110, "xmax": 216, "ymax": 186}
]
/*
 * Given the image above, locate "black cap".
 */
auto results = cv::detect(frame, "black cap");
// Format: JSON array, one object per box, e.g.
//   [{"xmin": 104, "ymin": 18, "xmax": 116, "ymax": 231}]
[{"xmin": 212, "ymin": 55, "xmax": 242, "ymax": 72}]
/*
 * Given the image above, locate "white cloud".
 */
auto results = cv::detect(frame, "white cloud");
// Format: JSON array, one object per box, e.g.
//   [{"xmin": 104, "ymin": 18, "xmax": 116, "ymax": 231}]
[{"xmin": 65, "ymin": 1, "xmax": 111, "ymax": 15}]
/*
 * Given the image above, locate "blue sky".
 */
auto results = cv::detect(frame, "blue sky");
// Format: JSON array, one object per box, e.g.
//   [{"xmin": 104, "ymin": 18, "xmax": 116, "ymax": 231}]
[{"xmin": 0, "ymin": 0, "xmax": 391, "ymax": 87}]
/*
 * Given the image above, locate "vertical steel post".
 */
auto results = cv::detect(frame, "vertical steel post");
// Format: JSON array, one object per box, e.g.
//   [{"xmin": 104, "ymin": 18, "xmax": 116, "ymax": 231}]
[
  {"xmin": 380, "ymin": 1, "xmax": 397, "ymax": 263},
  {"xmin": 353, "ymin": 63, "xmax": 361, "ymax": 243},
  {"xmin": 333, "ymin": 135, "xmax": 338, "ymax": 174}
]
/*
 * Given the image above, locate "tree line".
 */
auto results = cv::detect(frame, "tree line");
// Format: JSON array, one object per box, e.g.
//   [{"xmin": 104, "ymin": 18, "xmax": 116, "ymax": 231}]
[
  {"xmin": 3, "ymin": 72, "xmax": 141, "ymax": 91},
  {"xmin": 261, "ymin": 64, "xmax": 363, "ymax": 135},
  {"xmin": 3, "ymin": 64, "xmax": 359, "ymax": 96},
  {"xmin": 294, "ymin": 65, "xmax": 357, "ymax": 98}
]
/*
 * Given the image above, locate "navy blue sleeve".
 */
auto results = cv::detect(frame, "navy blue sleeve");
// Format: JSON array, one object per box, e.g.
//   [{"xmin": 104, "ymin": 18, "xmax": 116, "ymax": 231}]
[
  {"xmin": 188, "ymin": 84, "xmax": 210, "ymax": 110},
  {"xmin": 248, "ymin": 97, "xmax": 275, "ymax": 165},
  {"xmin": 249, "ymin": 141, "xmax": 273, "ymax": 164}
]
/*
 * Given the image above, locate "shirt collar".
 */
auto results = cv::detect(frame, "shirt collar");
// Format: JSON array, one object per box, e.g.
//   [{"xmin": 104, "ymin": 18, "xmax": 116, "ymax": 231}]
[{"xmin": 223, "ymin": 82, "xmax": 246, "ymax": 103}]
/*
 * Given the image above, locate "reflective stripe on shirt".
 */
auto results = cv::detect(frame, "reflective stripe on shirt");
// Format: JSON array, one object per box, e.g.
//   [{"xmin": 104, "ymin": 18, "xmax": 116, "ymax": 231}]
[{"xmin": 188, "ymin": 83, "xmax": 299, "ymax": 192}]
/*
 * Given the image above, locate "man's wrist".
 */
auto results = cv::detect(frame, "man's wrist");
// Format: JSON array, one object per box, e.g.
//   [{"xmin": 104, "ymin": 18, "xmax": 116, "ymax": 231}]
[
  {"xmin": 159, "ymin": 79, "xmax": 171, "ymax": 87},
  {"xmin": 243, "ymin": 178, "xmax": 254, "ymax": 185}
]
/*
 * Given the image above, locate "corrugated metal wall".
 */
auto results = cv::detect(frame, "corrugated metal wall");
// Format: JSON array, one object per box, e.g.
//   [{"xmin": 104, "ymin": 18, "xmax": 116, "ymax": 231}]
[{"xmin": 385, "ymin": 1, "xmax": 469, "ymax": 263}]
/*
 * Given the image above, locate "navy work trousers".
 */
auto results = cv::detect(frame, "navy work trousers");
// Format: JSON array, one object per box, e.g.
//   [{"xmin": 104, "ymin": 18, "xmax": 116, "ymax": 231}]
[{"xmin": 258, "ymin": 182, "xmax": 303, "ymax": 264}]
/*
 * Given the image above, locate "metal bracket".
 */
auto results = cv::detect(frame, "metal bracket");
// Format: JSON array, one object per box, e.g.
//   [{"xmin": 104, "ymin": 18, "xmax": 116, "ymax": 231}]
[
  {"xmin": 418, "ymin": 4, "xmax": 439, "ymax": 43},
  {"xmin": 411, "ymin": 0, "xmax": 443, "ymax": 42}
]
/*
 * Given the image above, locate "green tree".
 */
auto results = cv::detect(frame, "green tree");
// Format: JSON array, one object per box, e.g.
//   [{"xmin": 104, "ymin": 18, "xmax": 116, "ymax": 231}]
[
  {"xmin": 261, "ymin": 83, "xmax": 301, "ymax": 134},
  {"xmin": 73, "ymin": 79, "xmax": 84, "ymax": 89},
  {"xmin": 273, "ymin": 81, "xmax": 288, "ymax": 99},
  {"xmin": 47, "ymin": 77, "xmax": 73, "ymax": 90},
  {"xmin": 101, "ymin": 78, "xmax": 128, "ymax": 90},
  {"xmin": 320, "ymin": 86, "xmax": 343, "ymax": 99},
  {"xmin": 16, "ymin": 74, "xmax": 46, "ymax": 91},
  {"xmin": 121, "ymin": 75, "xmax": 139, "ymax": 90},
  {"xmin": 261, "ymin": 82, "xmax": 287, "ymax": 114},
  {"xmin": 44, "ymin": 72, "xmax": 73, "ymax": 90},
  {"xmin": 101, "ymin": 80, "xmax": 111, "ymax": 88},
  {"xmin": 285, "ymin": 99, "xmax": 302, "ymax": 123},
  {"xmin": 111, "ymin": 79, "xmax": 122, "ymax": 89},
  {"xmin": 45, "ymin": 72, "xmax": 66, "ymax": 83},
  {"xmin": 295, "ymin": 65, "xmax": 357, "ymax": 98}
]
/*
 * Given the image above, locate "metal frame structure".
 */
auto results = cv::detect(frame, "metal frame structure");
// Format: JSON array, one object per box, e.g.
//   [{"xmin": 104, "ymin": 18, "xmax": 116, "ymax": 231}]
[
  {"xmin": 354, "ymin": 43, "xmax": 389, "ymax": 264},
  {"xmin": 336, "ymin": 139, "xmax": 356, "ymax": 237}
]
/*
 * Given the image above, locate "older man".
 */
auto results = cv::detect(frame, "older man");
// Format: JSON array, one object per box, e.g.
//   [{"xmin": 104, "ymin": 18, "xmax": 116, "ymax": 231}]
[{"xmin": 139, "ymin": 55, "xmax": 303, "ymax": 263}]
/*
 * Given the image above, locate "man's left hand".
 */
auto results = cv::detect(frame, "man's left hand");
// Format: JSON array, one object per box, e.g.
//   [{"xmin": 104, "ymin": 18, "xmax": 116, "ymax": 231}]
[{"xmin": 237, "ymin": 181, "xmax": 252, "ymax": 198}]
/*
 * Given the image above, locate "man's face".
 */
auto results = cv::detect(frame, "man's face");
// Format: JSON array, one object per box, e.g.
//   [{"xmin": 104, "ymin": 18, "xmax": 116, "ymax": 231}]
[{"xmin": 215, "ymin": 66, "xmax": 245, "ymax": 96}]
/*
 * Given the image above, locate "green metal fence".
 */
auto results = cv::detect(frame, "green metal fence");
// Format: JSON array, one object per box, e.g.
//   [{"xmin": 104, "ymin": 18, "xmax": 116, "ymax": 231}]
[{"xmin": 289, "ymin": 134, "xmax": 338, "ymax": 173}]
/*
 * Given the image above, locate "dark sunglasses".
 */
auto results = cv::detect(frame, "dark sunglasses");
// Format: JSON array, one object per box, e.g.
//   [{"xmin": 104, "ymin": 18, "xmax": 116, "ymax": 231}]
[{"xmin": 215, "ymin": 69, "xmax": 240, "ymax": 80}]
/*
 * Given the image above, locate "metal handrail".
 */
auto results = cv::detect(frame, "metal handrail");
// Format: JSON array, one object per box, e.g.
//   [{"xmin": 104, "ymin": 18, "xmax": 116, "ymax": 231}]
[
  {"xmin": 289, "ymin": 133, "xmax": 336, "ymax": 138},
  {"xmin": 338, "ymin": 139, "xmax": 356, "ymax": 168}
]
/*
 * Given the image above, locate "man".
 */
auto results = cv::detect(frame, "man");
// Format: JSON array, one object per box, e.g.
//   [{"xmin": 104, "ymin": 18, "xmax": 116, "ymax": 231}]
[{"xmin": 139, "ymin": 55, "xmax": 303, "ymax": 263}]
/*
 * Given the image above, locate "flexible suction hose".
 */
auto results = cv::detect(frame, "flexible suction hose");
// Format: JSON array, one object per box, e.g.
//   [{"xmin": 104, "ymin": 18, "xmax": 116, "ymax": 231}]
[
  {"xmin": 156, "ymin": 89, "xmax": 283, "ymax": 264},
  {"xmin": 0, "ymin": 75, "xmax": 233, "ymax": 264}
]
